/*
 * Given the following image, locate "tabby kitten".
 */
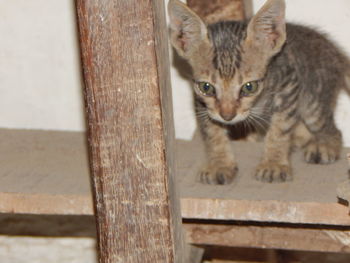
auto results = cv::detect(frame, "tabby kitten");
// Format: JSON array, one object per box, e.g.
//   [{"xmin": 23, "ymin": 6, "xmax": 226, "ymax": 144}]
[{"xmin": 168, "ymin": 0, "xmax": 350, "ymax": 184}]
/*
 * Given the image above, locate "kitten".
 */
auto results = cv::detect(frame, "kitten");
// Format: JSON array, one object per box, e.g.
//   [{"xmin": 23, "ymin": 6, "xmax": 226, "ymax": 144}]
[{"xmin": 168, "ymin": 0, "xmax": 350, "ymax": 184}]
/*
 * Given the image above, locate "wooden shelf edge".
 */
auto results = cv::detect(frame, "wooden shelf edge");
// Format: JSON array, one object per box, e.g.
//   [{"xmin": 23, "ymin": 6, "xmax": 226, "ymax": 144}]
[
  {"xmin": 184, "ymin": 223, "xmax": 350, "ymax": 253},
  {"xmin": 1, "ymin": 128, "xmax": 349, "ymax": 226},
  {"xmin": 2, "ymin": 192, "xmax": 350, "ymax": 226},
  {"xmin": 0, "ymin": 193, "xmax": 93, "ymax": 215},
  {"xmin": 181, "ymin": 198, "xmax": 350, "ymax": 226}
]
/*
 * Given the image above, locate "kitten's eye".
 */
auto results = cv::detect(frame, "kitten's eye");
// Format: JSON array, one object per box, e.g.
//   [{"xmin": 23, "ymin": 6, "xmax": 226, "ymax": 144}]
[
  {"xmin": 197, "ymin": 82, "xmax": 216, "ymax": 96},
  {"xmin": 240, "ymin": 81, "xmax": 259, "ymax": 96}
]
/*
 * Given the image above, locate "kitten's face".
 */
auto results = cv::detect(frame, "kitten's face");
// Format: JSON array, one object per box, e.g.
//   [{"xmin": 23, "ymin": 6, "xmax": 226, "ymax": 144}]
[
  {"xmin": 189, "ymin": 28, "xmax": 268, "ymax": 124},
  {"xmin": 168, "ymin": 0, "xmax": 286, "ymax": 124}
]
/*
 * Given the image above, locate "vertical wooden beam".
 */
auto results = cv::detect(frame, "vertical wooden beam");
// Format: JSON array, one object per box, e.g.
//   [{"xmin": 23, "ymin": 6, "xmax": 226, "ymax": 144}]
[
  {"xmin": 187, "ymin": 0, "xmax": 247, "ymax": 24},
  {"xmin": 75, "ymin": 1, "xmax": 183, "ymax": 262}
]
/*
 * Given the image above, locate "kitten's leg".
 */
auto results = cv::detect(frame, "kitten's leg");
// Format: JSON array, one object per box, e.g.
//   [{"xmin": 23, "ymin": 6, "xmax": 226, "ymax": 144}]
[
  {"xmin": 303, "ymin": 114, "xmax": 342, "ymax": 164},
  {"xmin": 196, "ymin": 108, "xmax": 237, "ymax": 185},
  {"xmin": 255, "ymin": 111, "xmax": 296, "ymax": 183},
  {"xmin": 199, "ymin": 121, "xmax": 238, "ymax": 185}
]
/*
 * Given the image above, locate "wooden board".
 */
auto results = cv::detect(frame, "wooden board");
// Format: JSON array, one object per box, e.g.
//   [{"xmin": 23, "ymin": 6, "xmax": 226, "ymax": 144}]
[
  {"xmin": 0, "ymin": 129, "xmax": 92, "ymax": 215},
  {"xmin": 184, "ymin": 223, "xmax": 350, "ymax": 253},
  {"xmin": 200, "ymin": 246, "xmax": 350, "ymax": 263},
  {"xmin": 75, "ymin": 0, "xmax": 183, "ymax": 262},
  {"xmin": 178, "ymin": 133, "xmax": 350, "ymax": 225},
  {"xmin": 0, "ymin": 128, "xmax": 349, "ymax": 225}
]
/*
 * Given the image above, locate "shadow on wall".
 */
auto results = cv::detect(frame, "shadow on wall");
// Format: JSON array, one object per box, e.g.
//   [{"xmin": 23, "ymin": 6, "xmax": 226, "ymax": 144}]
[{"xmin": 171, "ymin": 47, "xmax": 193, "ymax": 82}]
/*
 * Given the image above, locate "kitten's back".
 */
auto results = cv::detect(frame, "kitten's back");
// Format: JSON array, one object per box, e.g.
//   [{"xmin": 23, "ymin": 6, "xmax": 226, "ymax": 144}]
[{"xmin": 285, "ymin": 23, "xmax": 349, "ymax": 75}]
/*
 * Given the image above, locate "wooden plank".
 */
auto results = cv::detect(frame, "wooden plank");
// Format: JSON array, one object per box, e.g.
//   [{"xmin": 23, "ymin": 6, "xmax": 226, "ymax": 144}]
[
  {"xmin": 75, "ymin": 0, "xmax": 183, "ymax": 262},
  {"xmin": 181, "ymin": 199, "xmax": 350, "ymax": 226},
  {"xmin": 0, "ymin": 129, "xmax": 350, "ymax": 226},
  {"xmin": 0, "ymin": 129, "xmax": 90, "ymax": 196},
  {"xmin": 187, "ymin": 0, "xmax": 246, "ymax": 24},
  {"xmin": 203, "ymin": 247, "xmax": 291, "ymax": 263},
  {"xmin": 0, "ymin": 193, "xmax": 91, "ymax": 215},
  {"xmin": 201, "ymin": 247, "xmax": 350, "ymax": 263},
  {"xmin": 184, "ymin": 223, "xmax": 350, "ymax": 253},
  {"xmin": 177, "ymin": 133, "xmax": 350, "ymax": 226},
  {"xmin": 176, "ymin": 133, "xmax": 350, "ymax": 205}
]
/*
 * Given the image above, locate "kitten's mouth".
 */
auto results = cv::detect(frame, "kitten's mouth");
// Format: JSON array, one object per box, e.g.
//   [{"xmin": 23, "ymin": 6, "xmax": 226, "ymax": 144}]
[{"xmin": 209, "ymin": 112, "xmax": 249, "ymax": 125}]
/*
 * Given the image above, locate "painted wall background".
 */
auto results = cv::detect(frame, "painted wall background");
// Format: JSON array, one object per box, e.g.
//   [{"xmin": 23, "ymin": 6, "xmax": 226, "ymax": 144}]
[
  {"xmin": 0, "ymin": 0, "xmax": 84, "ymax": 131},
  {"xmin": 0, "ymin": 0, "xmax": 349, "ymax": 145}
]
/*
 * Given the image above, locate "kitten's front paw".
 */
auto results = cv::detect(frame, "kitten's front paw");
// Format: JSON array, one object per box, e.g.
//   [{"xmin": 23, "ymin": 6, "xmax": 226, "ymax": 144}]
[
  {"xmin": 255, "ymin": 162, "xmax": 292, "ymax": 183},
  {"xmin": 304, "ymin": 141, "xmax": 340, "ymax": 164},
  {"xmin": 199, "ymin": 164, "xmax": 238, "ymax": 185}
]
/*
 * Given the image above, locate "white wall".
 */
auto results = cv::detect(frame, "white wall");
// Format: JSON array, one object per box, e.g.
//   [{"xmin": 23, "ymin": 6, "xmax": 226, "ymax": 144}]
[
  {"xmin": 0, "ymin": 0, "xmax": 85, "ymax": 131},
  {"xmin": 0, "ymin": 0, "xmax": 349, "ymax": 144}
]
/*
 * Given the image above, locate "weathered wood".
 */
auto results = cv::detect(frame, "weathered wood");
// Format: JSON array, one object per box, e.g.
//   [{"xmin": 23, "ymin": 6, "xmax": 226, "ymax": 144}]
[
  {"xmin": 75, "ymin": 0, "xmax": 183, "ymax": 262},
  {"xmin": 1, "ymin": 129, "xmax": 350, "ymax": 254},
  {"xmin": 184, "ymin": 223, "xmax": 350, "ymax": 253},
  {"xmin": 0, "ymin": 193, "xmax": 91, "ymax": 215},
  {"xmin": 187, "ymin": 0, "xmax": 246, "ymax": 24},
  {"xmin": 181, "ymin": 199, "xmax": 350, "ymax": 226},
  {"xmin": 203, "ymin": 247, "xmax": 284, "ymax": 263},
  {"xmin": 0, "ymin": 128, "xmax": 350, "ymax": 226},
  {"xmin": 177, "ymin": 134, "xmax": 350, "ymax": 225}
]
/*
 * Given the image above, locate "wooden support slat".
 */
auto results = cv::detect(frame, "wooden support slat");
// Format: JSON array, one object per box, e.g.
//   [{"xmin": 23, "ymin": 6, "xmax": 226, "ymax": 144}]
[
  {"xmin": 184, "ymin": 223, "xmax": 350, "ymax": 253},
  {"xmin": 75, "ymin": 1, "xmax": 183, "ymax": 263},
  {"xmin": 181, "ymin": 198, "xmax": 350, "ymax": 226},
  {"xmin": 187, "ymin": 0, "xmax": 246, "ymax": 23}
]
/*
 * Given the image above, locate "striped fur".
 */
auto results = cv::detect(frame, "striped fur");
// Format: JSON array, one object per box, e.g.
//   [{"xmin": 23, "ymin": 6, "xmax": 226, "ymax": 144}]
[{"xmin": 169, "ymin": 0, "xmax": 350, "ymax": 184}]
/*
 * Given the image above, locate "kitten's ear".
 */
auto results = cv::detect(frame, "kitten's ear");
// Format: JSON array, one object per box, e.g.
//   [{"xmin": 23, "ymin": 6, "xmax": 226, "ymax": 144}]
[
  {"xmin": 168, "ymin": 0, "xmax": 208, "ymax": 58},
  {"xmin": 246, "ymin": 0, "xmax": 286, "ymax": 55}
]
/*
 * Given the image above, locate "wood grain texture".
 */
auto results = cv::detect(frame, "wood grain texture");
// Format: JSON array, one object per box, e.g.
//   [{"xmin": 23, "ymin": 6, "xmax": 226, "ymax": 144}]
[
  {"xmin": 1, "ymin": 129, "xmax": 350, "ymax": 226},
  {"xmin": 187, "ymin": 0, "xmax": 246, "ymax": 23},
  {"xmin": 0, "ymin": 193, "xmax": 92, "ymax": 215},
  {"xmin": 75, "ymin": 0, "xmax": 183, "ymax": 262},
  {"xmin": 181, "ymin": 199, "xmax": 350, "ymax": 226},
  {"xmin": 2, "ymin": 128, "xmax": 350, "ymax": 252},
  {"xmin": 177, "ymin": 133, "xmax": 350, "ymax": 226},
  {"xmin": 184, "ymin": 223, "xmax": 350, "ymax": 253}
]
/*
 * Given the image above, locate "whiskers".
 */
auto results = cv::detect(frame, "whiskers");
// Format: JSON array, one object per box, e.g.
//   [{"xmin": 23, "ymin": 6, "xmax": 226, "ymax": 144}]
[
  {"xmin": 245, "ymin": 107, "xmax": 271, "ymax": 134},
  {"xmin": 195, "ymin": 106, "xmax": 271, "ymax": 135}
]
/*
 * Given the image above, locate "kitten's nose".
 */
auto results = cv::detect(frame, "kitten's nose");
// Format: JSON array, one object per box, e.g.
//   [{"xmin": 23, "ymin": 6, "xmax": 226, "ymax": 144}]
[
  {"xmin": 219, "ymin": 100, "xmax": 236, "ymax": 121},
  {"xmin": 219, "ymin": 108, "xmax": 236, "ymax": 121}
]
